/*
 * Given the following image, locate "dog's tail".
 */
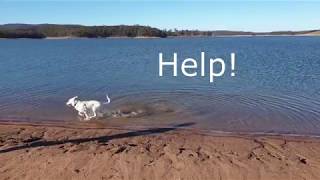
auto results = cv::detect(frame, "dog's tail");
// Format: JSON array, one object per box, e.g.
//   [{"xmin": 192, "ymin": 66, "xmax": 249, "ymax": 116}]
[{"xmin": 103, "ymin": 94, "xmax": 111, "ymax": 104}]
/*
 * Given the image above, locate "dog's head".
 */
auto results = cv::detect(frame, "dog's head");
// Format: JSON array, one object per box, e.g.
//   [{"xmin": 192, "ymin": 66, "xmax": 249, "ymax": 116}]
[{"xmin": 66, "ymin": 96, "xmax": 78, "ymax": 107}]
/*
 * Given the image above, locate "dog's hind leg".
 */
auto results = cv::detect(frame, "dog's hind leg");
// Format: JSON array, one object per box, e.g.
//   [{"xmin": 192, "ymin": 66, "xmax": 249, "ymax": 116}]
[
  {"xmin": 91, "ymin": 106, "xmax": 99, "ymax": 119},
  {"xmin": 83, "ymin": 112, "xmax": 91, "ymax": 121},
  {"xmin": 92, "ymin": 110, "xmax": 97, "ymax": 118}
]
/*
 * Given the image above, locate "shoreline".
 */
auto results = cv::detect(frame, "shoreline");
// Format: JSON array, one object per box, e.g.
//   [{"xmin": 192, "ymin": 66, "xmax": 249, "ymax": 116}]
[
  {"xmin": 1, "ymin": 120, "xmax": 320, "ymax": 139},
  {"xmin": 1, "ymin": 34, "xmax": 320, "ymax": 40},
  {"xmin": 1, "ymin": 121, "xmax": 320, "ymax": 179}
]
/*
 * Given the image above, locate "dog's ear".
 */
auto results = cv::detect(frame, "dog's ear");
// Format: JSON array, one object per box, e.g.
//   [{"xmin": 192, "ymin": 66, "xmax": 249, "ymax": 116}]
[{"xmin": 73, "ymin": 96, "xmax": 78, "ymax": 99}]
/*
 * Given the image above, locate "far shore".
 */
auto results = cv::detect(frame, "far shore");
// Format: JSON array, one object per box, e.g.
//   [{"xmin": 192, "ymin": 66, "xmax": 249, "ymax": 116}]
[
  {"xmin": 1, "ymin": 121, "xmax": 320, "ymax": 180},
  {"xmin": 1, "ymin": 34, "xmax": 320, "ymax": 40},
  {"xmin": 44, "ymin": 36, "xmax": 162, "ymax": 39}
]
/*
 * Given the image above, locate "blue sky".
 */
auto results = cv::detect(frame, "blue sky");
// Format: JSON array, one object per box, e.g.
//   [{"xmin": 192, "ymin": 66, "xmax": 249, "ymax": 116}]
[{"xmin": 0, "ymin": 1, "xmax": 319, "ymax": 32}]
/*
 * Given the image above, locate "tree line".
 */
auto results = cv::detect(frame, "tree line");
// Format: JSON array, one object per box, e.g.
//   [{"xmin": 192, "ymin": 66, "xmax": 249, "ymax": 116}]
[
  {"xmin": 0, "ymin": 24, "xmax": 317, "ymax": 39},
  {"xmin": 0, "ymin": 24, "xmax": 167, "ymax": 38}
]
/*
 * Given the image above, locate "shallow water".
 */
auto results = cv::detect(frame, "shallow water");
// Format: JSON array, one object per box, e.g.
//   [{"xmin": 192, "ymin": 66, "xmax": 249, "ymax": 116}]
[{"xmin": 0, "ymin": 37, "xmax": 319, "ymax": 135}]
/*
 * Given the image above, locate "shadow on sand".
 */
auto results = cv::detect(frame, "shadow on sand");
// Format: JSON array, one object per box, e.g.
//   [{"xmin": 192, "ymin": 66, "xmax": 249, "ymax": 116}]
[{"xmin": 0, "ymin": 122, "xmax": 195, "ymax": 154}]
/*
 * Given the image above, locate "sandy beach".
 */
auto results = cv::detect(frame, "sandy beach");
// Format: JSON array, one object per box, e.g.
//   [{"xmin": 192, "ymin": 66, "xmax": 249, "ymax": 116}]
[{"xmin": 1, "ymin": 121, "xmax": 320, "ymax": 180}]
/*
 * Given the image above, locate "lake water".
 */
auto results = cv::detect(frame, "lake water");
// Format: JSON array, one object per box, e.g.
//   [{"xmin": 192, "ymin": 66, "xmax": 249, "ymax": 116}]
[{"xmin": 0, "ymin": 37, "xmax": 320, "ymax": 135}]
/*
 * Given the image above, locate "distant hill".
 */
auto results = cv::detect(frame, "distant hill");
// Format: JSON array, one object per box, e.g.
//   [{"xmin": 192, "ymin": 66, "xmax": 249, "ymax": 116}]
[{"xmin": 0, "ymin": 24, "xmax": 319, "ymax": 39}]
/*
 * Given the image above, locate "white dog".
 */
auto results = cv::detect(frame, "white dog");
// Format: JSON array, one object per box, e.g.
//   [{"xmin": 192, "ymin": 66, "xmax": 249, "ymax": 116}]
[{"xmin": 66, "ymin": 94, "xmax": 111, "ymax": 121}]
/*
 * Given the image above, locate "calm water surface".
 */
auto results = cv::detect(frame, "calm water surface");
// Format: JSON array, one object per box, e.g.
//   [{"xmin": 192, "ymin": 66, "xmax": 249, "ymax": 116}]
[{"xmin": 0, "ymin": 37, "xmax": 320, "ymax": 135}]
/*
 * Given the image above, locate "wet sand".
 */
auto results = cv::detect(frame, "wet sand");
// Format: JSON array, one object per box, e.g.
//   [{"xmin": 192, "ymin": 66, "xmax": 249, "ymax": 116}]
[{"xmin": 1, "ymin": 121, "xmax": 320, "ymax": 180}]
